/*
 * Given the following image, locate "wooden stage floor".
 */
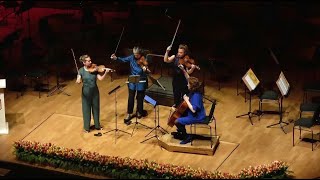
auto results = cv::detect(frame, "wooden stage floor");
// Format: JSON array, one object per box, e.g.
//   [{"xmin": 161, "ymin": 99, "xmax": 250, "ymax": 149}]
[{"xmin": 1, "ymin": 73, "xmax": 320, "ymax": 178}]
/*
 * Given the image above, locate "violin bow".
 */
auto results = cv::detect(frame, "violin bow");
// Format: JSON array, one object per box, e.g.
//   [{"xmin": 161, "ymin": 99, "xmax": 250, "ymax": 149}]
[
  {"xmin": 109, "ymin": 27, "xmax": 124, "ymax": 80},
  {"xmin": 114, "ymin": 26, "xmax": 125, "ymax": 54},
  {"xmin": 170, "ymin": 19, "xmax": 181, "ymax": 46},
  {"xmin": 71, "ymin": 48, "xmax": 79, "ymax": 74}
]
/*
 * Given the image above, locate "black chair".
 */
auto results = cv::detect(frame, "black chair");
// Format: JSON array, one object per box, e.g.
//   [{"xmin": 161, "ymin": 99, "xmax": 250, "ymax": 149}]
[
  {"xmin": 299, "ymin": 103, "xmax": 320, "ymax": 118},
  {"xmin": 293, "ymin": 106, "xmax": 320, "ymax": 151},
  {"xmin": 258, "ymin": 90, "xmax": 281, "ymax": 120},
  {"xmin": 190, "ymin": 99, "xmax": 217, "ymax": 148}
]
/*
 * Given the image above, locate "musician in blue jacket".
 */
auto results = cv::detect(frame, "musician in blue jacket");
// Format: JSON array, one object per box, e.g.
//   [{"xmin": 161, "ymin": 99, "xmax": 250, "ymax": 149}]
[
  {"xmin": 110, "ymin": 46, "xmax": 149, "ymax": 125},
  {"xmin": 173, "ymin": 76, "xmax": 206, "ymax": 144}
]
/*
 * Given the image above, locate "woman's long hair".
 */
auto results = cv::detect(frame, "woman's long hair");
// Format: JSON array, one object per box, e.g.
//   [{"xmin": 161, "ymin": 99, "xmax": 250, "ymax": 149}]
[{"xmin": 188, "ymin": 76, "xmax": 202, "ymax": 93}]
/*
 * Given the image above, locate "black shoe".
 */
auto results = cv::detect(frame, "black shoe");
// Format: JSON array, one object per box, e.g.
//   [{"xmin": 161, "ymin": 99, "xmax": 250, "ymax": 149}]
[
  {"xmin": 180, "ymin": 135, "xmax": 192, "ymax": 144},
  {"xmin": 171, "ymin": 131, "xmax": 183, "ymax": 135},
  {"xmin": 142, "ymin": 110, "xmax": 148, "ymax": 117},
  {"xmin": 171, "ymin": 132, "xmax": 185, "ymax": 140},
  {"xmin": 124, "ymin": 114, "xmax": 133, "ymax": 125},
  {"xmin": 124, "ymin": 114, "xmax": 133, "ymax": 120},
  {"xmin": 136, "ymin": 112, "xmax": 142, "ymax": 119},
  {"xmin": 124, "ymin": 120, "xmax": 132, "ymax": 125},
  {"xmin": 137, "ymin": 110, "xmax": 148, "ymax": 119},
  {"xmin": 95, "ymin": 126, "xmax": 103, "ymax": 130}
]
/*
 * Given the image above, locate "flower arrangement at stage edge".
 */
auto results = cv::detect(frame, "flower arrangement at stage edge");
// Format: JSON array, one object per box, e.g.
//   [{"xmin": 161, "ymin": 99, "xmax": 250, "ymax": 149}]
[
  {"xmin": 237, "ymin": 160, "xmax": 289, "ymax": 179},
  {"xmin": 13, "ymin": 140, "xmax": 290, "ymax": 179}
]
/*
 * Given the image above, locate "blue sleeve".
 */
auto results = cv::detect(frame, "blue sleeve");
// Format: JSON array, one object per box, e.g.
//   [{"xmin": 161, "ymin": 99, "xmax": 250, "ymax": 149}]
[
  {"xmin": 191, "ymin": 93, "xmax": 202, "ymax": 112},
  {"xmin": 117, "ymin": 55, "xmax": 133, "ymax": 63}
]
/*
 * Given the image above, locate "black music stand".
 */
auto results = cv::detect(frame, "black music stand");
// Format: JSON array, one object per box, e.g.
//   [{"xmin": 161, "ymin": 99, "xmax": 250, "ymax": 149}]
[
  {"xmin": 236, "ymin": 68, "xmax": 260, "ymax": 125},
  {"xmin": 47, "ymin": 70, "xmax": 70, "ymax": 97},
  {"xmin": 129, "ymin": 75, "xmax": 152, "ymax": 136},
  {"xmin": 104, "ymin": 84, "xmax": 131, "ymax": 143},
  {"xmin": 47, "ymin": 48, "xmax": 70, "ymax": 97},
  {"xmin": 141, "ymin": 95, "xmax": 168, "ymax": 143},
  {"xmin": 266, "ymin": 71, "xmax": 290, "ymax": 133}
]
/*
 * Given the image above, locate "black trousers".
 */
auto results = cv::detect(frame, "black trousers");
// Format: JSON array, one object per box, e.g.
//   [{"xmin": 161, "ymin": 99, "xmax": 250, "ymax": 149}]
[
  {"xmin": 175, "ymin": 122, "xmax": 187, "ymax": 138},
  {"xmin": 127, "ymin": 88, "xmax": 145, "ymax": 114},
  {"xmin": 172, "ymin": 79, "xmax": 189, "ymax": 106}
]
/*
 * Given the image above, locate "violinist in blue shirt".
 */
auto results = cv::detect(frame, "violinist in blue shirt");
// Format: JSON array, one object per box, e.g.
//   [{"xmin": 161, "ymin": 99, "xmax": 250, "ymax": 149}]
[
  {"xmin": 173, "ymin": 76, "xmax": 206, "ymax": 144},
  {"xmin": 110, "ymin": 46, "xmax": 149, "ymax": 125}
]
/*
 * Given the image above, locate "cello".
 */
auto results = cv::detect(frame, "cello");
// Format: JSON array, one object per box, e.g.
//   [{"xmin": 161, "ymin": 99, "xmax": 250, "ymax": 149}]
[{"xmin": 167, "ymin": 100, "xmax": 189, "ymax": 127}]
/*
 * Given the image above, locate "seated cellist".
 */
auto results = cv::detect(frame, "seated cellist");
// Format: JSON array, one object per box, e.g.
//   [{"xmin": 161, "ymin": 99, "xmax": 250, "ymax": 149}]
[{"xmin": 172, "ymin": 76, "xmax": 206, "ymax": 144}]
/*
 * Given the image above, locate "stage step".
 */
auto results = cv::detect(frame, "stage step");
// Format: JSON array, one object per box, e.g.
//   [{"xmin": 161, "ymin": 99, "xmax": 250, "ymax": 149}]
[
  {"xmin": 0, "ymin": 167, "xmax": 11, "ymax": 176},
  {"xmin": 159, "ymin": 134, "xmax": 220, "ymax": 156}
]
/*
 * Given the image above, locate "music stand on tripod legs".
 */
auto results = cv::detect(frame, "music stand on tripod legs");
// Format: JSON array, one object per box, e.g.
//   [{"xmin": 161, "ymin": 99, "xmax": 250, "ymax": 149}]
[
  {"xmin": 127, "ymin": 75, "xmax": 152, "ymax": 136},
  {"xmin": 266, "ymin": 71, "xmax": 290, "ymax": 134},
  {"xmin": 141, "ymin": 95, "xmax": 168, "ymax": 143},
  {"xmin": 104, "ymin": 85, "xmax": 131, "ymax": 143},
  {"xmin": 236, "ymin": 68, "xmax": 260, "ymax": 125},
  {"xmin": 47, "ymin": 66, "xmax": 70, "ymax": 97}
]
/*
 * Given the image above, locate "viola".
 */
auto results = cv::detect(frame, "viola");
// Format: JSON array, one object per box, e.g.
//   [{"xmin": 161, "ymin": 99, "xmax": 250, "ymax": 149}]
[
  {"xmin": 137, "ymin": 56, "xmax": 151, "ymax": 73},
  {"xmin": 178, "ymin": 55, "xmax": 200, "ymax": 70}
]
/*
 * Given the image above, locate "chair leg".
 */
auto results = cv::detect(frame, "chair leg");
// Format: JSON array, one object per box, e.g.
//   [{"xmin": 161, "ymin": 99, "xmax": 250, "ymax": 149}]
[
  {"xmin": 210, "ymin": 126, "xmax": 212, "ymax": 148},
  {"xmin": 190, "ymin": 125, "xmax": 193, "ymax": 146},
  {"xmin": 214, "ymin": 120, "xmax": 217, "ymax": 136},
  {"xmin": 312, "ymin": 130, "xmax": 314, "ymax": 151},
  {"xmin": 167, "ymin": 108, "xmax": 173, "ymax": 122},
  {"xmin": 259, "ymin": 100, "xmax": 262, "ymax": 120},
  {"xmin": 299, "ymin": 126, "xmax": 301, "ymax": 139},
  {"xmin": 293, "ymin": 126, "xmax": 295, "ymax": 147}
]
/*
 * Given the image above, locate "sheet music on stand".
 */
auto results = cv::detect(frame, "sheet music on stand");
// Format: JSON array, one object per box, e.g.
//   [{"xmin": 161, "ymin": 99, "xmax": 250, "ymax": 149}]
[
  {"xmin": 128, "ymin": 75, "xmax": 140, "ymax": 83},
  {"xmin": 242, "ymin": 68, "xmax": 260, "ymax": 91},
  {"xmin": 236, "ymin": 69, "xmax": 260, "ymax": 125},
  {"xmin": 267, "ymin": 71, "xmax": 290, "ymax": 134},
  {"xmin": 276, "ymin": 71, "xmax": 290, "ymax": 96}
]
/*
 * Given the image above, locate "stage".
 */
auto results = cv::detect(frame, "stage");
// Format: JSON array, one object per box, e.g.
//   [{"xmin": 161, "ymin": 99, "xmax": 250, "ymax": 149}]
[{"xmin": 0, "ymin": 74, "xmax": 320, "ymax": 178}]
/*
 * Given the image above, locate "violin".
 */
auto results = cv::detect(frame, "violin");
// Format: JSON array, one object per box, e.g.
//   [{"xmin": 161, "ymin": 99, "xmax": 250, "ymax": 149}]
[
  {"xmin": 178, "ymin": 55, "xmax": 200, "ymax": 70},
  {"xmin": 87, "ymin": 64, "xmax": 115, "ymax": 74},
  {"xmin": 137, "ymin": 56, "xmax": 151, "ymax": 73}
]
